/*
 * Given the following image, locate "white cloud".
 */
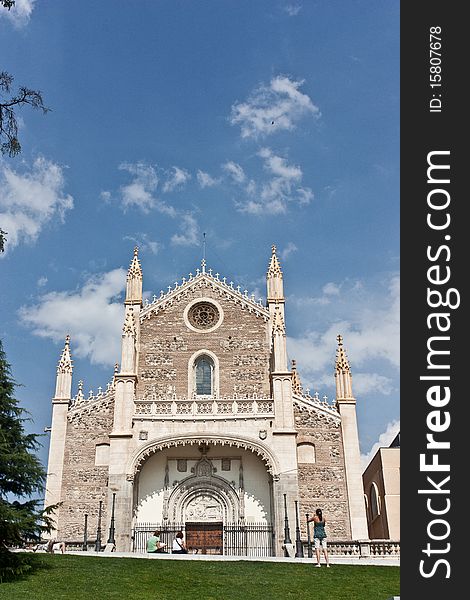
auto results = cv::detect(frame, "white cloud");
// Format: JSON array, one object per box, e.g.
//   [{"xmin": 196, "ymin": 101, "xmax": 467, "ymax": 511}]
[
  {"xmin": 361, "ymin": 420, "xmax": 400, "ymax": 471},
  {"xmin": 322, "ymin": 282, "xmax": 341, "ymax": 296},
  {"xmin": 280, "ymin": 242, "xmax": 298, "ymax": 261},
  {"xmin": 197, "ymin": 170, "xmax": 220, "ymax": 188},
  {"xmin": 0, "ymin": 156, "xmax": 74, "ymax": 255},
  {"xmin": 116, "ymin": 162, "xmax": 175, "ymax": 216},
  {"xmin": 171, "ymin": 213, "xmax": 200, "ymax": 247},
  {"xmin": 222, "ymin": 161, "xmax": 246, "ymax": 184},
  {"xmin": 123, "ymin": 233, "xmax": 161, "ymax": 255},
  {"xmin": 284, "ymin": 4, "xmax": 302, "ymax": 16},
  {"xmin": 19, "ymin": 269, "xmax": 126, "ymax": 367},
  {"xmin": 230, "ymin": 75, "xmax": 320, "ymax": 139},
  {"xmin": 233, "ymin": 148, "xmax": 313, "ymax": 215},
  {"xmin": 0, "ymin": 0, "xmax": 35, "ymax": 27},
  {"xmin": 258, "ymin": 147, "xmax": 302, "ymax": 180},
  {"xmin": 287, "ymin": 275, "xmax": 400, "ymax": 395},
  {"xmin": 163, "ymin": 166, "xmax": 191, "ymax": 193}
]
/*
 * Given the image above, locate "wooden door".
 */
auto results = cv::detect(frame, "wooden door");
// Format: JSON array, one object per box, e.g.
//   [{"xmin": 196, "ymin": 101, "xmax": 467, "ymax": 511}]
[{"xmin": 185, "ymin": 522, "xmax": 223, "ymax": 555}]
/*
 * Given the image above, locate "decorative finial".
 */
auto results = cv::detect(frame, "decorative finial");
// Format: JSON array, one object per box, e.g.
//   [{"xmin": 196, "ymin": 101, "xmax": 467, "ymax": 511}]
[
  {"xmin": 127, "ymin": 246, "xmax": 142, "ymax": 278},
  {"xmin": 291, "ymin": 359, "xmax": 303, "ymax": 395},
  {"xmin": 267, "ymin": 244, "xmax": 282, "ymax": 277},
  {"xmin": 335, "ymin": 334, "xmax": 351, "ymax": 373},
  {"xmin": 57, "ymin": 334, "xmax": 73, "ymax": 374},
  {"xmin": 201, "ymin": 258, "xmax": 206, "ymax": 273}
]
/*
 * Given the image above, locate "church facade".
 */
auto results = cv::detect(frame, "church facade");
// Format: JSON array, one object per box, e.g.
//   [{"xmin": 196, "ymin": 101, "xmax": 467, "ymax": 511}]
[{"xmin": 44, "ymin": 246, "xmax": 368, "ymax": 555}]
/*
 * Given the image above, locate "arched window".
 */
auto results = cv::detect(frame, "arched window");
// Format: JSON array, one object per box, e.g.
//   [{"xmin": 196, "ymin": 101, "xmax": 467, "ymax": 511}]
[
  {"xmin": 195, "ymin": 355, "xmax": 214, "ymax": 396},
  {"xmin": 370, "ymin": 482, "xmax": 380, "ymax": 520}
]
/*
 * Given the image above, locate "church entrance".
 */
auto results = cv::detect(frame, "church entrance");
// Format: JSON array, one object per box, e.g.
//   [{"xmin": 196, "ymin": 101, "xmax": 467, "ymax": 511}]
[{"xmin": 185, "ymin": 521, "xmax": 223, "ymax": 554}]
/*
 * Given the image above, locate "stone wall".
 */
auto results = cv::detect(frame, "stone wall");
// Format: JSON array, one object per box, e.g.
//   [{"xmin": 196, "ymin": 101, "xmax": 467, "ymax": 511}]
[
  {"xmin": 294, "ymin": 403, "xmax": 352, "ymax": 540},
  {"xmin": 137, "ymin": 282, "xmax": 271, "ymax": 399},
  {"xmin": 58, "ymin": 395, "xmax": 114, "ymax": 541}
]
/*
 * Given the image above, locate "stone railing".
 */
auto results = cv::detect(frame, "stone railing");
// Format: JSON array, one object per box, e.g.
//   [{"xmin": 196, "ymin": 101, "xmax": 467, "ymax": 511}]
[
  {"xmin": 301, "ymin": 539, "xmax": 400, "ymax": 557},
  {"xmin": 134, "ymin": 396, "xmax": 274, "ymax": 419}
]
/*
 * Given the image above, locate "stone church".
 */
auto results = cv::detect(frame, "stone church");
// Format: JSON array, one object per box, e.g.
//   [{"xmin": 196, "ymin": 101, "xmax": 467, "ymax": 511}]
[{"xmin": 44, "ymin": 246, "xmax": 368, "ymax": 555}]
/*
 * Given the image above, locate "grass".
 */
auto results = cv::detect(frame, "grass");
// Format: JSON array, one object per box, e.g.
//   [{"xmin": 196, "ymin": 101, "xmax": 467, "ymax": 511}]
[{"xmin": 0, "ymin": 553, "xmax": 400, "ymax": 600}]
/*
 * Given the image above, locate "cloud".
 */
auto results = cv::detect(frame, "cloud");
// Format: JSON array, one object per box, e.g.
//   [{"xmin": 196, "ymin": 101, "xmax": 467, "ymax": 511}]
[
  {"xmin": 284, "ymin": 4, "xmax": 302, "ymax": 16},
  {"xmin": 19, "ymin": 269, "xmax": 126, "ymax": 367},
  {"xmin": 287, "ymin": 275, "xmax": 400, "ymax": 393},
  {"xmin": 230, "ymin": 75, "xmax": 320, "ymax": 139},
  {"xmin": 361, "ymin": 420, "xmax": 400, "ymax": 471},
  {"xmin": 0, "ymin": 156, "xmax": 74, "ymax": 255},
  {"xmin": 280, "ymin": 242, "xmax": 298, "ymax": 261},
  {"xmin": 258, "ymin": 147, "xmax": 302, "ymax": 180},
  {"xmin": 0, "ymin": 0, "xmax": 35, "ymax": 27},
  {"xmin": 233, "ymin": 148, "xmax": 313, "ymax": 215},
  {"xmin": 114, "ymin": 162, "xmax": 175, "ymax": 215},
  {"xmin": 163, "ymin": 166, "xmax": 191, "ymax": 193},
  {"xmin": 171, "ymin": 213, "xmax": 200, "ymax": 247},
  {"xmin": 123, "ymin": 233, "xmax": 162, "ymax": 255},
  {"xmin": 197, "ymin": 170, "xmax": 220, "ymax": 188},
  {"xmin": 222, "ymin": 161, "xmax": 246, "ymax": 184},
  {"xmin": 322, "ymin": 282, "xmax": 341, "ymax": 296}
]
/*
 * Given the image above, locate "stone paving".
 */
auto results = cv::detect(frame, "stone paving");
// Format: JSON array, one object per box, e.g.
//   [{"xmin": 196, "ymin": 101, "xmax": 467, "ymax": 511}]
[{"xmin": 64, "ymin": 550, "xmax": 399, "ymax": 567}]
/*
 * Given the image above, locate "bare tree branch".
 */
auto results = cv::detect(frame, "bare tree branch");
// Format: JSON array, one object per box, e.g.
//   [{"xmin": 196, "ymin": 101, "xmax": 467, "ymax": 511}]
[{"xmin": 0, "ymin": 71, "xmax": 49, "ymax": 157}]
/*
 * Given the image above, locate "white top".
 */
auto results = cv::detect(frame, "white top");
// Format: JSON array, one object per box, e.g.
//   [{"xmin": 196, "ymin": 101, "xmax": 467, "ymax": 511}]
[{"xmin": 172, "ymin": 537, "xmax": 185, "ymax": 551}]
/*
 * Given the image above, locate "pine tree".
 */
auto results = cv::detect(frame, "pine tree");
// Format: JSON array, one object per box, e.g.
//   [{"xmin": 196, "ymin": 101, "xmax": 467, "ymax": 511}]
[{"xmin": 0, "ymin": 339, "xmax": 53, "ymax": 580}]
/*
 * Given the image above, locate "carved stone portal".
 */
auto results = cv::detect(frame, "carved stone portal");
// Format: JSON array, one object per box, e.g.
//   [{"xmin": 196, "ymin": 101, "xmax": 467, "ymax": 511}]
[{"xmin": 186, "ymin": 494, "xmax": 223, "ymax": 521}]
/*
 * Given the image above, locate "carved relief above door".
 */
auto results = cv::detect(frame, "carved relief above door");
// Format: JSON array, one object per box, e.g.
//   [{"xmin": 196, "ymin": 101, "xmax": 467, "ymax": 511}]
[{"xmin": 185, "ymin": 494, "xmax": 223, "ymax": 522}]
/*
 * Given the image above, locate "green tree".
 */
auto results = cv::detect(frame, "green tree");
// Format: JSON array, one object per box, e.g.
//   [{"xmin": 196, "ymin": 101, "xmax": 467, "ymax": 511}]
[{"xmin": 0, "ymin": 339, "xmax": 54, "ymax": 580}]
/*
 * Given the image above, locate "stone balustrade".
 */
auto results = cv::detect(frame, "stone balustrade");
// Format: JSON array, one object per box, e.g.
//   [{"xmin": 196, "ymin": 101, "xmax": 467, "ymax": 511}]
[
  {"xmin": 134, "ymin": 396, "xmax": 274, "ymax": 419},
  {"xmin": 302, "ymin": 539, "xmax": 400, "ymax": 557}
]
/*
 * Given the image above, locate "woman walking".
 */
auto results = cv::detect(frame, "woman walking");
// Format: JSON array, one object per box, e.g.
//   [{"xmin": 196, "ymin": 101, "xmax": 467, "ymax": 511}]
[{"xmin": 308, "ymin": 508, "xmax": 330, "ymax": 567}]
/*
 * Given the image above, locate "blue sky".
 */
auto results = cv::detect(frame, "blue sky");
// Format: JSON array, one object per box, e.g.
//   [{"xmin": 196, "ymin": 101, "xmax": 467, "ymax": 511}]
[{"xmin": 1, "ymin": 0, "xmax": 399, "ymax": 470}]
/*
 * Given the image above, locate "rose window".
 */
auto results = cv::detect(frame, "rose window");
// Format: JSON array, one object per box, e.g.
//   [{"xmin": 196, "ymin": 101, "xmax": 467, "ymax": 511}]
[{"xmin": 188, "ymin": 302, "xmax": 219, "ymax": 330}]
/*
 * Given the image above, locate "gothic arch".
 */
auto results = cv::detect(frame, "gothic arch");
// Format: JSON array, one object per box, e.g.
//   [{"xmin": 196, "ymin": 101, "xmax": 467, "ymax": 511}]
[
  {"xmin": 187, "ymin": 349, "xmax": 220, "ymax": 398},
  {"xmin": 166, "ymin": 474, "xmax": 241, "ymax": 523},
  {"xmin": 128, "ymin": 433, "xmax": 280, "ymax": 478}
]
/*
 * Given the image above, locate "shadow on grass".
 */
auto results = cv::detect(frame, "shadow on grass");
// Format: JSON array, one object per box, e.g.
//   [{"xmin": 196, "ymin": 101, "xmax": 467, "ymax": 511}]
[{"xmin": 0, "ymin": 550, "xmax": 54, "ymax": 584}]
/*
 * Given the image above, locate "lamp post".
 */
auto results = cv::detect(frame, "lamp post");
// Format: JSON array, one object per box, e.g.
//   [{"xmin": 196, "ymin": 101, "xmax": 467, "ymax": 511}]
[
  {"xmin": 294, "ymin": 500, "xmax": 304, "ymax": 557},
  {"xmin": 283, "ymin": 493, "xmax": 292, "ymax": 546},
  {"xmin": 107, "ymin": 493, "xmax": 116, "ymax": 546},
  {"xmin": 95, "ymin": 500, "xmax": 102, "ymax": 552},
  {"xmin": 82, "ymin": 513, "xmax": 88, "ymax": 551},
  {"xmin": 306, "ymin": 513, "xmax": 313, "ymax": 558}
]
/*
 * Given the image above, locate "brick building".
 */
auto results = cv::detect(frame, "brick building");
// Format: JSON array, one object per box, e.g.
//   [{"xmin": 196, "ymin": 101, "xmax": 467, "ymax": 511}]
[{"xmin": 44, "ymin": 246, "xmax": 368, "ymax": 555}]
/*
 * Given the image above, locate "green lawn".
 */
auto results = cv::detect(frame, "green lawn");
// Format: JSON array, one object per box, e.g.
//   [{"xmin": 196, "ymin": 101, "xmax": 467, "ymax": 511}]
[{"xmin": 0, "ymin": 554, "xmax": 400, "ymax": 600}]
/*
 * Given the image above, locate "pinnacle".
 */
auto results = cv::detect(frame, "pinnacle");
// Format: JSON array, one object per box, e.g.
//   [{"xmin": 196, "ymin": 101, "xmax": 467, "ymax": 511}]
[
  {"xmin": 127, "ymin": 246, "xmax": 142, "ymax": 279},
  {"xmin": 267, "ymin": 244, "xmax": 282, "ymax": 277},
  {"xmin": 335, "ymin": 334, "xmax": 351, "ymax": 373}
]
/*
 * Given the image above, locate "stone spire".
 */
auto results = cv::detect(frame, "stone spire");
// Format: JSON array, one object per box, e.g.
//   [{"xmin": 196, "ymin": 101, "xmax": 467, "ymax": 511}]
[
  {"xmin": 125, "ymin": 246, "xmax": 143, "ymax": 304},
  {"xmin": 335, "ymin": 334, "xmax": 354, "ymax": 401},
  {"xmin": 54, "ymin": 335, "xmax": 73, "ymax": 399},
  {"xmin": 291, "ymin": 359, "xmax": 303, "ymax": 395},
  {"xmin": 266, "ymin": 245, "xmax": 284, "ymax": 302},
  {"xmin": 334, "ymin": 334, "xmax": 369, "ymax": 540}
]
